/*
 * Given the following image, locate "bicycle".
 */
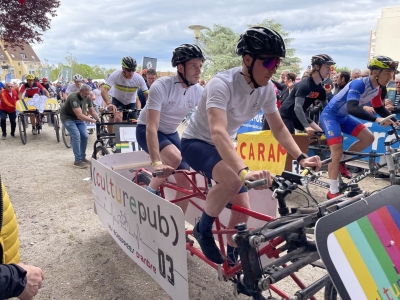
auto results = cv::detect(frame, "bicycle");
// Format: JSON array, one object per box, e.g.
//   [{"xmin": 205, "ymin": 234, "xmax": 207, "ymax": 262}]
[
  {"xmin": 61, "ymin": 120, "xmax": 96, "ymax": 149},
  {"xmin": 16, "ymin": 98, "xmax": 60, "ymax": 145},
  {"xmin": 131, "ymin": 166, "xmax": 363, "ymax": 299},
  {"xmin": 92, "ymin": 108, "xmax": 140, "ymax": 159}
]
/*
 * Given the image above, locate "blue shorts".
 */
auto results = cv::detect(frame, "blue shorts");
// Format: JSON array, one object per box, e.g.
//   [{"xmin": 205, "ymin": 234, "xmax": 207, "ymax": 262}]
[
  {"xmin": 181, "ymin": 138, "xmax": 247, "ymax": 193},
  {"xmin": 320, "ymin": 111, "xmax": 366, "ymax": 146},
  {"xmin": 136, "ymin": 124, "xmax": 189, "ymax": 170}
]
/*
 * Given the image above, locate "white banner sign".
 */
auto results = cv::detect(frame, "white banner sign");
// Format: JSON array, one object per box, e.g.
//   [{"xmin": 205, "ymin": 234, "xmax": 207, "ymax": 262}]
[{"xmin": 91, "ymin": 155, "xmax": 188, "ymax": 300}]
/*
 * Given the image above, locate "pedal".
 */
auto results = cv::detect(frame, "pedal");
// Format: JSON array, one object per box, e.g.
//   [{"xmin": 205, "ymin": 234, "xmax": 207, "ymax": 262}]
[{"xmin": 185, "ymin": 234, "xmax": 194, "ymax": 246}]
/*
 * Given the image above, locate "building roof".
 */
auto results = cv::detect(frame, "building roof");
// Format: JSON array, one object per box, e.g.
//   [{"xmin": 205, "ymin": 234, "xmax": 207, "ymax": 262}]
[{"xmin": 2, "ymin": 42, "xmax": 40, "ymax": 63}]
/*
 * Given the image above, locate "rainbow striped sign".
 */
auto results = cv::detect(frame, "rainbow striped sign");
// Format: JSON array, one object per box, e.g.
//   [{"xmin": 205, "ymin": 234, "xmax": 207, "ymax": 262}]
[
  {"xmin": 328, "ymin": 205, "xmax": 400, "ymax": 299},
  {"xmin": 316, "ymin": 186, "xmax": 400, "ymax": 300}
]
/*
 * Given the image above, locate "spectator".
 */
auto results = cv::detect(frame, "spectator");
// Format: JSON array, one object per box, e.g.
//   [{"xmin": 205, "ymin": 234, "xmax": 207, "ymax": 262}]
[
  {"xmin": 141, "ymin": 69, "xmax": 148, "ymax": 85},
  {"xmin": 280, "ymin": 72, "xmax": 296, "ymax": 104},
  {"xmin": 55, "ymin": 82, "xmax": 63, "ymax": 101},
  {"xmin": 0, "ymin": 177, "xmax": 45, "ymax": 299},
  {"xmin": 146, "ymin": 68, "xmax": 158, "ymax": 88},
  {"xmin": 92, "ymin": 83, "xmax": 104, "ymax": 114},
  {"xmin": 86, "ymin": 77, "xmax": 96, "ymax": 90},
  {"xmin": 0, "ymin": 77, "xmax": 4, "ymax": 90},
  {"xmin": 199, "ymin": 79, "xmax": 205, "ymax": 87},
  {"xmin": 41, "ymin": 78, "xmax": 56, "ymax": 98},
  {"xmin": 385, "ymin": 74, "xmax": 400, "ymax": 113},
  {"xmin": 279, "ymin": 69, "xmax": 289, "ymax": 84},
  {"xmin": 351, "ymin": 68, "xmax": 361, "ymax": 80},
  {"xmin": 302, "ymin": 68, "xmax": 312, "ymax": 79},
  {"xmin": 333, "ymin": 70, "xmax": 350, "ymax": 95},
  {"xmin": 0, "ymin": 83, "xmax": 18, "ymax": 139},
  {"xmin": 361, "ymin": 68, "xmax": 370, "ymax": 78}
]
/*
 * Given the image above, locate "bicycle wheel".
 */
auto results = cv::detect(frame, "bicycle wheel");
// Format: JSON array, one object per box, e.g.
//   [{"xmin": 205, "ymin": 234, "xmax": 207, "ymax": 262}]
[
  {"xmin": 62, "ymin": 125, "xmax": 71, "ymax": 148},
  {"xmin": 53, "ymin": 114, "xmax": 60, "ymax": 142},
  {"xmin": 93, "ymin": 145, "xmax": 110, "ymax": 160},
  {"xmin": 18, "ymin": 115, "xmax": 27, "ymax": 145},
  {"xmin": 324, "ymin": 280, "xmax": 340, "ymax": 300}
]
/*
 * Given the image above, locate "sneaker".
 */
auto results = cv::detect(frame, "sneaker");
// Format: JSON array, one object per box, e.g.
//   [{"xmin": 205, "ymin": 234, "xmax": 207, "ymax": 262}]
[
  {"xmin": 81, "ymin": 158, "xmax": 91, "ymax": 164},
  {"xmin": 339, "ymin": 163, "xmax": 351, "ymax": 179},
  {"xmin": 74, "ymin": 161, "xmax": 87, "ymax": 169},
  {"xmin": 327, "ymin": 191, "xmax": 341, "ymax": 200},
  {"xmin": 192, "ymin": 222, "xmax": 225, "ymax": 264},
  {"xmin": 374, "ymin": 173, "xmax": 390, "ymax": 180},
  {"xmin": 32, "ymin": 128, "xmax": 37, "ymax": 135}
]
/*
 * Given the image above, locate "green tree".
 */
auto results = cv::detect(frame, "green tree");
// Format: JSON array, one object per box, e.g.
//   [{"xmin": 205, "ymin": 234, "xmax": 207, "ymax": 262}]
[
  {"xmin": 335, "ymin": 66, "xmax": 352, "ymax": 73},
  {"xmin": 199, "ymin": 19, "xmax": 301, "ymax": 79}
]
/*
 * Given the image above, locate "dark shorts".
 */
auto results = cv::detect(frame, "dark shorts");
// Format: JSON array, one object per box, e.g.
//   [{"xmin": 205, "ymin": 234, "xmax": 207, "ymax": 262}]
[
  {"xmin": 112, "ymin": 98, "xmax": 137, "ymax": 120},
  {"xmin": 181, "ymin": 138, "xmax": 247, "ymax": 193},
  {"xmin": 136, "ymin": 124, "xmax": 189, "ymax": 170}
]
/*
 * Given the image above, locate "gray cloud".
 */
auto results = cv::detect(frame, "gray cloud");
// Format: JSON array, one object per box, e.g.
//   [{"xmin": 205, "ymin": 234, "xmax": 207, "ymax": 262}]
[{"xmin": 33, "ymin": 0, "xmax": 398, "ymax": 72}]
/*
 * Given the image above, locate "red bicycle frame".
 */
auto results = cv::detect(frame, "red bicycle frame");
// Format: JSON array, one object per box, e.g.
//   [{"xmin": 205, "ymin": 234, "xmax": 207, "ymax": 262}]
[{"xmin": 134, "ymin": 168, "xmax": 317, "ymax": 300}]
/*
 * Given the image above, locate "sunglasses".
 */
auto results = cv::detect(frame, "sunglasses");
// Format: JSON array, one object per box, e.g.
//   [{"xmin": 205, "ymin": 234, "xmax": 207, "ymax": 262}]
[
  {"xmin": 124, "ymin": 68, "xmax": 135, "ymax": 73},
  {"xmin": 255, "ymin": 57, "xmax": 281, "ymax": 70}
]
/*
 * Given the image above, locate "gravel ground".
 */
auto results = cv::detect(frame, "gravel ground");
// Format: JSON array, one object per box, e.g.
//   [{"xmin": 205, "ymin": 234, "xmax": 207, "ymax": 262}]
[{"xmin": 0, "ymin": 121, "xmax": 389, "ymax": 300}]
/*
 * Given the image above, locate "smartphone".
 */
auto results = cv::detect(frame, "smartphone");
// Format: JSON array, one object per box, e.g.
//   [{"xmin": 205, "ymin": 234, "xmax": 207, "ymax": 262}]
[{"xmin": 324, "ymin": 84, "xmax": 331, "ymax": 89}]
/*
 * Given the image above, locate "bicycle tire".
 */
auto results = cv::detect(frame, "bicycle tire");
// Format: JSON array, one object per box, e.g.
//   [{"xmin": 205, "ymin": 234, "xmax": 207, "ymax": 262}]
[
  {"xmin": 93, "ymin": 145, "xmax": 110, "ymax": 160},
  {"xmin": 135, "ymin": 170, "xmax": 152, "ymax": 186},
  {"xmin": 18, "ymin": 115, "xmax": 27, "ymax": 145},
  {"xmin": 54, "ymin": 114, "xmax": 60, "ymax": 142},
  {"xmin": 324, "ymin": 280, "xmax": 339, "ymax": 300},
  {"xmin": 62, "ymin": 125, "xmax": 71, "ymax": 148}
]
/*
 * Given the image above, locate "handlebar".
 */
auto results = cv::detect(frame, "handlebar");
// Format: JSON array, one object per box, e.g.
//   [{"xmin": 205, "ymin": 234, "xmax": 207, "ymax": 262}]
[{"xmin": 378, "ymin": 114, "xmax": 396, "ymax": 125}]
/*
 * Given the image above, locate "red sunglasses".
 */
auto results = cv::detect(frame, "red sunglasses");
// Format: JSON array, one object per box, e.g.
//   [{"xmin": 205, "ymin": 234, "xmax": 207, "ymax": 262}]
[{"xmin": 255, "ymin": 57, "xmax": 281, "ymax": 70}]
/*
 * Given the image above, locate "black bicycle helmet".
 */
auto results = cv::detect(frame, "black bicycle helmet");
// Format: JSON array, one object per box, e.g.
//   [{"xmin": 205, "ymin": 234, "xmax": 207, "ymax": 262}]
[
  {"xmin": 311, "ymin": 54, "xmax": 336, "ymax": 66},
  {"xmin": 121, "ymin": 56, "xmax": 137, "ymax": 70},
  {"xmin": 236, "ymin": 27, "xmax": 286, "ymax": 58},
  {"xmin": 368, "ymin": 55, "xmax": 398, "ymax": 71},
  {"xmin": 171, "ymin": 44, "xmax": 205, "ymax": 67}
]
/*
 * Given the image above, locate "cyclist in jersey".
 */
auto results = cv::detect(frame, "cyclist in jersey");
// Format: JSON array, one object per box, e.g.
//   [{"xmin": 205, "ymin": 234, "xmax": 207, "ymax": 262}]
[
  {"xmin": 136, "ymin": 44, "xmax": 204, "ymax": 213},
  {"xmin": 101, "ymin": 56, "xmax": 148, "ymax": 146},
  {"xmin": 41, "ymin": 78, "xmax": 56, "ymax": 98},
  {"xmin": 265, "ymin": 54, "xmax": 333, "ymax": 135},
  {"xmin": 181, "ymin": 27, "xmax": 321, "ymax": 266},
  {"xmin": 65, "ymin": 74, "xmax": 84, "ymax": 97},
  {"xmin": 18, "ymin": 74, "xmax": 50, "ymax": 135},
  {"xmin": 320, "ymin": 55, "xmax": 398, "ymax": 199}
]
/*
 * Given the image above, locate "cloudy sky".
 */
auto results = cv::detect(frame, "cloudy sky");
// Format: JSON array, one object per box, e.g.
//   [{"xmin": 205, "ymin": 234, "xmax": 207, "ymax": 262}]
[{"xmin": 32, "ymin": 0, "xmax": 398, "ymax": 75}]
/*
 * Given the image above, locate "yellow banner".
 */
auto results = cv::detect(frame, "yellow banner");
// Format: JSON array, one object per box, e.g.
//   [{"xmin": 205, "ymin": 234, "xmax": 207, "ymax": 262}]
[
  {"xmin": 237, "ymin": 130, "xmax": 287, "ymax": 175},
  {"xmin": 16, "ymin": 98, "xmax": 59, "ymax": 112}
]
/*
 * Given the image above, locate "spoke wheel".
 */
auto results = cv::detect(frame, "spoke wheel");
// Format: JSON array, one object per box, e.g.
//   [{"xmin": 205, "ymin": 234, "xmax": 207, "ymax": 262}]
[
  {"xmin": 93, "ymin": 145, "xmax": 109, "ymax": 160},
  {"xmin": 18, "ymin": 115, "xmax": 27, "ymax": 145},
  {"xmin": 53, "ymin": 114, "xmax": 60, "ymax": 142},
  {"xmin": 62, "ymin": 125, "xmax": 71, "ymax": 148}
]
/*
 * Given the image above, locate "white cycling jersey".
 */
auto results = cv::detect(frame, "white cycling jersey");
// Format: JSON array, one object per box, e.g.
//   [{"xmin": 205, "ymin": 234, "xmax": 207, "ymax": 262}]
[
  {"xmin": 65, "ymin": 83, "xmax": 80, "ymax": 95},
  {"xmin": 137, "ymin": 74, "xmax": 203, "ymax": 134},
  {"xmin": 182, "ymin": 67, "xmax": 278, "ymax": 144},
  {"xmin": 104, "ymin": 70, "xmax": 148, "ymax": 105}
]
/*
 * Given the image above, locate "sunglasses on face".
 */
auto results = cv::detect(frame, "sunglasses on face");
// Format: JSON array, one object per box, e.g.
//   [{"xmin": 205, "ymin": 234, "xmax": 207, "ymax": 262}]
[
  {"xmin": 255, "ymin": 57, "xmax": 281, "ymax": 70},
  {"xmin": 124, "ymin": 68, "xmax": 135, "ymax": 73}
]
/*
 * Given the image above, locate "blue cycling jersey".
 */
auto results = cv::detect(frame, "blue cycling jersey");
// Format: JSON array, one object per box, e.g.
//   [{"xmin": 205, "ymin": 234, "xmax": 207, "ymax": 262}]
[{"xmin": 324, "ymin": 77, "xmax": 380, "ymax": 117}]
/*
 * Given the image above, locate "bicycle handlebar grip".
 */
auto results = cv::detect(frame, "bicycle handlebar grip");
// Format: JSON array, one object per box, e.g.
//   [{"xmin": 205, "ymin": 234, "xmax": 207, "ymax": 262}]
[
  {"xmin": 244, "ymin": 178, "xmax": 267, "ymax": 190},
  {"xmin": 378, "ymin": 114, "xmax": 396, "ymax": 125},
  {"xmin": 152, "ymin": 170, "xmax": 176, "ymax": 177}
]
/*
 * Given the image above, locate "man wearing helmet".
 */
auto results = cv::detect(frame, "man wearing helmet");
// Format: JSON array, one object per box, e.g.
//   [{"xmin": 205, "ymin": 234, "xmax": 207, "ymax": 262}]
[
  {"xmin": 136, "ymin": 44, "xmax": 204, "ymax": 212},
  {"xmin": 41, "ymin": 78, "xmax": 56, "ymax": 98},
  {"xmin": 320, "ymin": 55, "xmax": 398, "ymax": 199},
  {"xmin": 272, "ymin": 54, "xmax": 333, "ymax": 136},
  {"xmin": 65, "ymin": 74, "xmax": 84, "ymax": 97},
  {"xmin": 19, "ymin": 74, "xmax": 50, "ymax": 135},
  {"xmin": 86, "ymin": 77, "xmax": 96, "ymax": 90},
  {"xmin": 180, "ymin": 27, "xmax": 321, "ymax": 267},
  {"xmin": 100, "ymin": 56, "xmax": 148, "ymax": 143}
]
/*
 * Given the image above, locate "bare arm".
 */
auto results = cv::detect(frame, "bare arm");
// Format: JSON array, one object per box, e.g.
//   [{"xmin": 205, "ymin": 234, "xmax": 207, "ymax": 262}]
[
  {"xmin": 72, "ymin": 107, "xmax": 96, "ymax": 123},
  {"xmin": 208, "ymin": 107, "xmax": 246, "ymax": 173},
  {"xmin": 100, "ymin": 86, "xmax": 111, "ymax": 104},
  {"xmin": 88, "ymin": 106, "xmax": 99, "ymax": 121},
  {"xmin": 146, "ymin": 109, "xmax": 162, "ymax": 163}
]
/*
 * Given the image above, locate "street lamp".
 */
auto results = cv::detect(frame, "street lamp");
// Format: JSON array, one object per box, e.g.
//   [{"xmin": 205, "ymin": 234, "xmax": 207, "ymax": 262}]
[{"xmin": 188, "ymin": 25, "xmax": 209, "ymax": 45}]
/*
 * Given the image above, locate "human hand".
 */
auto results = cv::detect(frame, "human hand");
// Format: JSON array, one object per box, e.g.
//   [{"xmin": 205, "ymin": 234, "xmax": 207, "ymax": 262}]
[
  {"xmin": 376, "ymin": 117, "xmax": 394, "ymax": 127},
  {"xmin": 384, "ymin": 99, "xmax": 392, "ymax": 106},
  {"xmin": 153, "ymin": 164, "xmax": 174, "ymax": 178},
  {"xmin": 386, "ymin": 104, "xmax": 394, "ymax": 111},
  {"xmin": 17, "ymin": 263, "xmax": 44, "ymax": 300},
  {"xmin": 299, "ymin": 155, "xmax": 322, "ymax": 172},
  {"xmin": 243, "ymin": 170, "xmax": 273, "ymax": 190},
  {"xmin": 363, "ymin": 106, "xmax": 375, "ymax": 115},
  {"xmin": 107, "ymin": 104, "xmax": 117, "ymax": 114},
  {"xmin": 305, "ymin": 127, "xmax": 315, "ymax": 137}
]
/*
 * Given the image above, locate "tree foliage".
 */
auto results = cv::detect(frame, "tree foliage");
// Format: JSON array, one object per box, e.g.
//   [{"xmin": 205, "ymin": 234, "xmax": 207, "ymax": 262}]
[
  {"xmin": 199, "ymin": 19, "xmax": 301, "ymax": 79},
  {"xmin": 0, "ymin": 0, "xmax": 60, "ymax": 49}
]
